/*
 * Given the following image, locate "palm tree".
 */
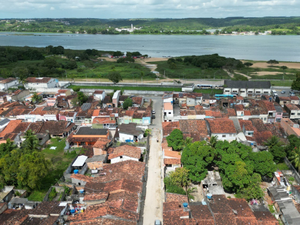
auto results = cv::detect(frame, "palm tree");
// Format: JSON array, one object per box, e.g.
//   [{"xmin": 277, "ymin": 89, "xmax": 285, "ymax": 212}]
[
  {"xmin": 22, "ymin": 130, "xmax": 41, "ymax": 152},
  {"xmin": 290, "ymin": 147, "xmax": 300, "ymax": 173}
]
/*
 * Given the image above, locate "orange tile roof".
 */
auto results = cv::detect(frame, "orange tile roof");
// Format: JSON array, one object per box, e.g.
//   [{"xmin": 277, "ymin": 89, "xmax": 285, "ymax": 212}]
[
  {"xmin": 164, "ymin": 150, "xmax": 181, "ymax": 159},
  {"xmin": 108, "ymin": 145, "xmax": 141, "ymax": 160},
  {"xmin": 83, "ymin": 192, "xmax": 108, "ymax": 201},
  {"xmin": 0, "ymin": 120, "xmax": 22, "ymax": 138},
  {"xmin": 207, "ymin": 118, "xmax": 236, "ymax": 134},
  {"xmin": 93, "ymin": 117, "xmax": 116, "ymax": 124},
  {"xmin": 244, "ymin": 110, "xmax": 251, "ymax": 116},
  {"xmin": 92, "ymin": 109, "xmax": 100, "ymax": 117},
  {"xmin": 93, "ymin": 138, "xmax": 110, "ymax": 149},
  {"xmin": 164, "ymin": 158, "xmax": 181, "ymax": 164},
  {"xmin": 164, "ymin": 102, "xmax": 173, "ymax": 110}
]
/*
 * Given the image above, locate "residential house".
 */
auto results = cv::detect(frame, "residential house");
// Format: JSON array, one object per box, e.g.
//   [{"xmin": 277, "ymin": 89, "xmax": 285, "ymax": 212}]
[
  {"xmin": 0, "ymin": 92, "xmax": 8, "ymax": 104},
  {"xmin": 102, "ymin": 95, "xmax": 113, "ymax": 108},
  {"xmin": 285, "ymin": 104, "xmax": 300, "ymax": 120},
  {"xmin": 93, "ymin": 138, "xmax": 112, "ymax": 155},
  {"xmin": 0, "ymin": 186, "xmax": 14, "ymax": 202},
  {"xmin": 162, "ymin": 121, "xmax": 180, "ymax": 137},
  {"xmin": 112, "ymin": 90, "xmax": 120, "ymax": 107},
  {"xmin": 274, "ymin": 103, "xmax": 283, "ymax": 122},
  {"xmin": 11, "ymin": 89, "xmax": 30, "ymax": 101},
  {"xmin": 108, "ymin": 145, "xmax": 141, "ymax": 164},
  {"xmin": 118, "ymin": 123, "xmax": 144, "ymax": 142},
  {"xmin": 260, "ymin": 100, "xmax": 276, "ymax": 123},
  {"xmin": 57, "ymin": 89, "xmax": 72, "ymax": 96},
  {"xmin": 67, "ymin": 127, "xmax": 110, "ymax": 147},
  {"xmin": 25, "ymin": 106, "xmax": 59, "ymax": 122},
  {"xmin": 164, "ymin": 102, "xmax": 174, "ymax": 122},
  {"xmin": 235, "ymin": 104, "xmax": 244, "ymax": 118},
  {"xmin": 46, "ymin": 97, "xmax": 56, "ymax": 107},
  {"xmin": 249, "ymin": 118, "xmax": 273, "ymax": 147},
  {"xmin": 223, "ymin": 80, "xmax": 271, "ymax": 97},
  {"xmin": 132, "ymin": 96, "xmax": 144, "ymax": 107},
  {"xmin": 163, "ymin": 142, "xmax": 181, "ymax": 173},
  {"xmin": 59, "ymin": 111, "xmax": 77, "ymax": 122},
  {"xmin": 118, "ymin": 109, "xmax": 134, "ymax": 124},
  {"xmin": 179, "ymin": 120, "xmax": 209, "ymax": 141},
  {"xmin": 206, "ymin": 118, "xmax": 237, "ymax": 141},
  {"xmin": 277, "ymin": 96, "xmax": 291, "ymax": 107},
  {"xmin": 92, "ymin": 117, "xmax": 117, "ymax": 129},
  {"xmin": 25, "ymin": 77, "xmax": 58, "ymax": 90},
  {"xmin": 163, "ymin": 93, "xmax": 173, "ymax": 103},
  {"xmin": 0, "ymin": 118, "xmax": 10, "ymax": 131},
  {"xmin": 118, "ymin": 95, "xmax": 129, "ymax": 106},
  {"xmin": 281, "ymin": 118, "xmax": 300, "ymax": 137},
  {"xmin": 0, "ymin": 78, "xmax": 18, "ymax": 91},
  {"xmin": 93, "ymin": 90, "xmax": 106, "ymax": 101},
  {"xmin": 290, "ymin": 96, "xmax": 300, "ymax": 105}
]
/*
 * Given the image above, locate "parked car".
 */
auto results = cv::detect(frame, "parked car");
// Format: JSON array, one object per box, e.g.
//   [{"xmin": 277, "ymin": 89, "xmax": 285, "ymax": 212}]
[
  {"xmin": 152, "ymin": 115, "xmax": 156, "ymax": 119},
  {"xmin": 281, "ymin": 90, "xmax": 286, "ymax": 94},
  {"xmin": 290, "ymin": 92, "xmax": 295, "ymax": 96},
  {"xmin": 154, "ymin": 220, "xmax": 161, "ymax": 225},
  {"xmin": 152, "ymin": 110, "xmax": 156, "ymax": 114}
]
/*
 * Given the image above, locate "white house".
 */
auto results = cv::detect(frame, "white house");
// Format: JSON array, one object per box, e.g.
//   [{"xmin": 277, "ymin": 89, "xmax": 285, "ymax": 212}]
[
  {"xmin": 164, "ymin": 102, "xmax": 174, "ymax": 122},
  {"xmin": 118, "ymin": 123, "xmax": 144, "ymax": 142},
  {"xmin": 206, "ymin": 118, "xmax": 237, "ymax": 142},
  {"xmin": 25, "ymin": 77, "xmax": 58, "ymax": 90},
  {"xmin": 285, "ymin": 104, "xmax": 300, "ymax": 120},
  {"xmin": 0, "ymin": 78, "xmax": 19, "ymax": 91},
  {"xmin": 163, "ymin": 93, "xmax": 173, "ymax": 103},
  {"xmin": 93, "ymin": 90, "xmax": 106, "ymax": 101},
  {"xmin": 108, "ymin": 145, "xmax": 141, "ymax": 164},
  {"xmin": 223, "ymin": 80, "xmax": 271, "ymax": 97},
  {"xmin": 112, "ymin": 90, "xmax": 120, "ymax": 107}
]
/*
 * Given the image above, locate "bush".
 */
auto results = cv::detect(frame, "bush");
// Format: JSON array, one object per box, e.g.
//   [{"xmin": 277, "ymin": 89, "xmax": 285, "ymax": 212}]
[
  {"xmin": 289, "ymin": 177, "xmax": 295, "ymax": 181},
  {"xmin": 48, "ymin": 187, "xmax": 57, "ymax": 201}
]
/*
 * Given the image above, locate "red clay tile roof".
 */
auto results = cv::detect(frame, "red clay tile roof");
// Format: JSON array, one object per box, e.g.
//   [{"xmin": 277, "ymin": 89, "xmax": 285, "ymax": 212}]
[
  {"xmin": 71, "ymin": 174, "xmax": 93, "ymax": 183},
  {"xmin": 131, "ymin": 97, "xmax": 143, "ymax": 105},
  {"xmin": 70, "ymin": 218, "xmax": 136, "ymax": 225},
  {"xmin": 30, "ymin": 107, "xmax": 59, "ymax": 115},
  {"xmin": 93, "ymin": 117, "xmax": 116, "ymax": 124},
  {"xmin": 107, "ymin": 190, "xmax": 139, "ymax": 212},
  {"xmin": 261, "ymin": 100, "xmax": 276, "ymax": 111},
  {"xmin": 285, "ymin": 104, "xmax": 300, "ymax": 111},
  {"xmin": 227, "ymin": 108, "xmax": 237, "ymax": 116},
  {"xmin": 227, "ymin": 198, "xmax": 256, "ymax": 218},
  {"xmin": 0, "ymin": 209, "xmax": 28, "ymax": 225},
  {"xmin": 235, "ymin": 105, "xmax": 244, "ymax": 111},
  {"xmin": 207, "ymin": 118, "xmax": 236, "ymax": 134},
  {"xmin": 244, "ymin": 110, "xmax": 251, "ymax": 116},
  {"xmin": 189, "ymin": 204, "xmax": 214, "ymax": 224},
  {"xmin": 166, "ymin": 193, "xmax": 188, "ymax": 204},
  {"xmin": 108, "ymin": 145, "xmax": 141, "ymax": 160},
  {"xmin": 290, "ymin": 96, "xmax": 299, "ymax": 100},
  {"xmin": 164, "ymin": 158, "xmax": 181, "ymax": 165},
  {"xmin": 253, "ymin": 211, "xmax": 279, "ymax": 224},
  {"xmin": 103, "ymin": 179, "xmax": 142, "ymax": 194},
  {"xmin": 67, "ymin": 204, "xmax": 139, "ymax": 222},
  {"xmin": 0, "ymin": 78, "xmax": 16, "ymax": 84},
  {"xmin": 83, "ymin": 192, "xmax": 108, "ymax": 201},
  {"xmin": 239, "ymin": 120, "xmax": 254, "ymax": 131},
  {"xmin": 93, "ymin": 160, "xmax": 145, "ymax": 183},
  {"xmin": 0, "ymin": 120, "xmax": 22, "ymax": 138},
  {"xmin": 214, "ymin": 214, "xmax": 237, "ymax": 225},
  {"xmin": 93, "ymin": 138, "xmax": 110, "ymax": 149},
  {"xmin": 179, "ymin": 120, "xmax": 209, "ymax": 141},
  {"xmin": 162, "ymin": 121, "xmax": 180, "ymax": 136},
  {"xmin": 164, "ymin": 150, "xmax": 181, "ymax": 159},
  {"xmin": 26, "ymin": 77, "xmax": 52, "ymax": 83},
  {"xmin": 235, "ymin": 217, "xmax": 259, "ymax": 225}
]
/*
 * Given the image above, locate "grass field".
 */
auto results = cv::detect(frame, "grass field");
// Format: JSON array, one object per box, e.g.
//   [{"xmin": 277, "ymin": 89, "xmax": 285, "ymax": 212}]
[
  {"xmin": 69, "ymin": 84, "xmax": 223, "ymax": 94},
  {"xmin": 149, "ymin": 61, "xmax": 230, "ymax": 79},
  {"xmin": 28, "ymin": 138, "xmax": 78, "ymax": 201}
]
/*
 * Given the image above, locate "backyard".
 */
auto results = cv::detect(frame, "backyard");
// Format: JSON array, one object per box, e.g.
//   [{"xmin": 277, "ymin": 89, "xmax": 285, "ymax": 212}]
[{"xmin": 28, "ymin": 138, "xmax": 78, "ymax": 201}]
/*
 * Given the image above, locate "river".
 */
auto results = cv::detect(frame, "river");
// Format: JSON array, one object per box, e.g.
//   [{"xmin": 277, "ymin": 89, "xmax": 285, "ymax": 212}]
[{"xmin": 0, "ymin": 32, "xmax": 299, "ymax": 61}]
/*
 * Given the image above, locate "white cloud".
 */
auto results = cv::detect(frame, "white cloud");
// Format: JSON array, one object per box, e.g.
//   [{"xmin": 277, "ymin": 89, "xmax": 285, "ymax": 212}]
[{"xmin": 50, "ymin": 6, "xmax": 55, "ymax": 10}]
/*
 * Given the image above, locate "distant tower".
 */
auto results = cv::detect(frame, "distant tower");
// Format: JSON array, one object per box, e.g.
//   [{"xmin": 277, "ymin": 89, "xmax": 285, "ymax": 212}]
[{"xmin": 131, "ymin": 24, "xmax": 133, "ymax": 31}]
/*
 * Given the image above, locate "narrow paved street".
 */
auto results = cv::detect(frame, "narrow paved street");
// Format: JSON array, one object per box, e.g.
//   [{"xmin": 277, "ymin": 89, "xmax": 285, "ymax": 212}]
[{"xmin": 143, "ymin": 98, "xmax": 163, "ymax": 225}]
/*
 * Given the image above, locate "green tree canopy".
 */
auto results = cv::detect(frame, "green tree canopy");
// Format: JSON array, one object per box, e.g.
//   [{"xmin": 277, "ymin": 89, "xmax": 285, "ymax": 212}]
[
  {"xmin": 31, "ymin": 93, "xmax": 42, "ymax": 104},
  {"xmin": 123, "ymin": 97, "xmax": 133, "ymax": 109},
  {"xmin": 264, "ymin": 136, "xmax": 286, "ymax": 163},
  {"xmin": 249, "ymin": 151, "xmax": 277, "ymax": 178},
  {"xmin": 267, "ymin": 59, "xmax": 279, "ymax": 66},
  {"xmin": 169, "ymin": 167, "xmax": 190, "ymax": 188},
  {"xmin": 291, "ymin": 72, "xmax": 300, "ymax": 91},
  {"xmin": 166, "ymin": 129, "xmax": 184, "ymax": 151},
  {"xmin": 107, "ymin": 71, "xmax": 122, "ymax": 84}
]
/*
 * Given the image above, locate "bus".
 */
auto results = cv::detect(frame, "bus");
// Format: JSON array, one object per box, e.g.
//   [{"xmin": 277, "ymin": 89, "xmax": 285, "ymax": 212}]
[{"xmin": 197, "ymin": 84, "xmax": 213, "ymax": 89}]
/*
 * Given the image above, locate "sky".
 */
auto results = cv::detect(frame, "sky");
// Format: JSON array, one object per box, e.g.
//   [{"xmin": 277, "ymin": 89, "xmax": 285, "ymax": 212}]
[{"xmin": 0, "ymin": 0, "xmax": 299, "ymax": 18}]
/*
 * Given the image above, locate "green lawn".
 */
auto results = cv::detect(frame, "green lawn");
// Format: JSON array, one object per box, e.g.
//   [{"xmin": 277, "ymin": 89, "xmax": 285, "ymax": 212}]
[
  {"xmin": 27, "ymin": 138, "xmax": 78, "ymax": 201},
  {"xmin": 276, "ymin": 163, "xmax": 289, "ymax": 171},
  {"xmin": 150, "ymin": 61, "xmax": 230, "ymax": 79},
  {"xmin": 270, "ymin": 80, "xmax": 293, "ymax": 87}
]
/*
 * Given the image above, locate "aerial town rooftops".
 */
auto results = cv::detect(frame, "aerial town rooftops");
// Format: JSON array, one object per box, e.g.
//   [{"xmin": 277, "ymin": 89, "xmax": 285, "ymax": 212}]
[
  {"xmin": 207, "ymin": 118, "xmax": 236, "ymax": 134},
  {"xmin": 26, "ymin": 77, "xmax": 52, "ymax": 83}
]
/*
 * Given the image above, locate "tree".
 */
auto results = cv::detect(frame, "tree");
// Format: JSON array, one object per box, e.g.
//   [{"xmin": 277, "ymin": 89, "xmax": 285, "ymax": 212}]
[
  {"xmin": 107, "ymin": 71, "xmax": 122, "ymax": 84},
  {"xmin": 264, "ymin": 136, "xmax": 286, "ymax": 163},
  {"xmin": 123, "ymin": 97, "xmax": 133, "ymax": 109},
  {"xmin": 31, "ymin": 93, "xmax": 42, "ymax": 104},
  {"xmin": 43, "ymin": 58, "xmax": 58, "ymax": 69},
  {"xmin": 22, "ymin": 130, "xmax": 41, "ymax": 152},
  {"xmin": 0, "ymin": 139, "xmax": 16, "ymax": 157},
  {"xmin": 281, "ymin": 66, "xmax": 288, "ymax": 80},
  {"xmin": 249, "ymin": 151, "xmax": 276, "ymax": 178},
  {"xmin": 290, "ymin": 147, "xmax": 300, "ymax": 172},
  {"xmin": 72, "ymin": 86, "xmax": 80, "ymax": 92},
  {"xmin": 169, "ymin": 167, "xmax": 190, "ymax": 188},
  {"xmin": 77, "ymin": 91, "xmax": 88, "ymax": 105},
  {"xmin": 267, "ymin": 59, "xmax": 279, "ymax": 67},
  {"xmin": 244, "ymin": 62, "xmax": 253, "ymax": 68},
  {"xmin": 181, "ymin": 141, "xmax": 215, "ymax": 182},
  {"xmin": 291, "ymin": 73, "xmax": 300, "ymax": 91},
  {"xmin": 166, "ymin": 129, "xmax": 184, "ymax": 151}
]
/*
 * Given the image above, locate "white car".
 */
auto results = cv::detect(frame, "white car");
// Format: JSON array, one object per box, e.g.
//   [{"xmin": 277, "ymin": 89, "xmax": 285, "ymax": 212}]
[{"xmin": 152, "ymin": 110, "xmax": 156, "ymax": 114}]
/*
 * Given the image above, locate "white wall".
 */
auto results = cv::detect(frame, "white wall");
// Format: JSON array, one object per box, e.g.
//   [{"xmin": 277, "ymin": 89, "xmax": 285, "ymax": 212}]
[
  {"xmin": 212, "ymin": 133, "xmax": 237, "ymax": 142},
  {"xmin": 111, "ymin": 155, "xmax": 139, "ymax": 164},
  {"xmin": 119, "ymin": 133, "xmax": 134, "ymax": 142}
]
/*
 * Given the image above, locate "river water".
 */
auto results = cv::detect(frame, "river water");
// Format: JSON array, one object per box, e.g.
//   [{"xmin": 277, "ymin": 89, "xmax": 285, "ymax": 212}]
[{"xmin": 0, "ymin": 32, "xmax": 299, "ymax": 61}]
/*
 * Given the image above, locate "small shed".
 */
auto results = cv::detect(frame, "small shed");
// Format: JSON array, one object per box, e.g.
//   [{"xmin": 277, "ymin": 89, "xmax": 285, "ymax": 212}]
[{"xmin": 72, "ymin": 155, "xmax": 88, "ymax": 169}]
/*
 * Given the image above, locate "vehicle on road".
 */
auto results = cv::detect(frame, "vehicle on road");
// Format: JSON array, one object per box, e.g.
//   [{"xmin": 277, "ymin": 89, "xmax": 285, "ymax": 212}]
[
  {"xmin": 281, "ymin": 90, "xmax": 286, "ymax": 94},
  {"xmin": 152, "ymin": 110, "xmax": 156, "ymax": 114},
  {"xmin": 155, "ymin": 220, "xmax": 161, "ymax": 225},
  {"xmin": 290, "ymin": 92, "xmax": 295, "ymax": 96},
  {"xmin": 197, "ymin": 84, "xmax": 213, "ymax": 89},
  {"xmin": 152, "ymin": 115, "xmax": 155, "ymax": 119}
]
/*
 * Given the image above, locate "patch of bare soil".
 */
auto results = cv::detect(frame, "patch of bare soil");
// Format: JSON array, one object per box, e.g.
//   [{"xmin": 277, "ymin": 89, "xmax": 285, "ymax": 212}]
[{"xmin": 244, "ymin": 61, "xmax": 300, "ymax": 69}]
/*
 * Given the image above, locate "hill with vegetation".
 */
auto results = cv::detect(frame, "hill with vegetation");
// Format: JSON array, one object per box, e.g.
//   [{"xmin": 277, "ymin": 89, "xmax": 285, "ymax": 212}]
[{"xmin": 1, "ymin": 17, "xmax": 300, "ymax": 35}]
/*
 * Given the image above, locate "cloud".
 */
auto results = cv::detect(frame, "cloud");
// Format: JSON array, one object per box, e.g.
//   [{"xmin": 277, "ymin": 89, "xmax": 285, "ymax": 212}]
[{"xmin": 0, "ymin": 0, "xmax": 299, "ymax": 18}]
